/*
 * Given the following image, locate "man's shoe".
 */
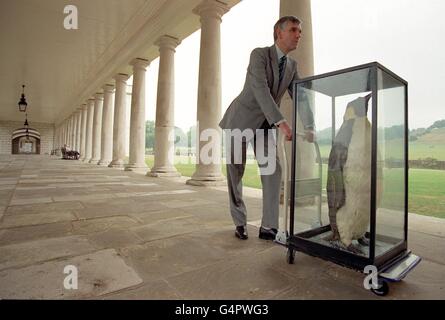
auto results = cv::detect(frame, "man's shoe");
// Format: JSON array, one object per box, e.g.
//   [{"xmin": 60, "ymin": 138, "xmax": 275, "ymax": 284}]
[
  {"xmin": 259, "ymin": 227, "xmax": 278, "ymax": 240},
  {"xmin": 235, "ymin": 226, "xmax": 248, "ymax": 240}
]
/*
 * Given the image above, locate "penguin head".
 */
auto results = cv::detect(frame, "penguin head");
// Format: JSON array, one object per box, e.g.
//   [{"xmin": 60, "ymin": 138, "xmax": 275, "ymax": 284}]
[{"xmin": 343, "ymin": 95, "xmax": 371, "ymax": 121}]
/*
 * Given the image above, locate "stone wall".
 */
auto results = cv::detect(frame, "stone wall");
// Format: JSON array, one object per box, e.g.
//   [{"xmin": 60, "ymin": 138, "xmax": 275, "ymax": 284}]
[{"xmin": 0, "ymin": 120, "xmax": 54, "ymax": 155}]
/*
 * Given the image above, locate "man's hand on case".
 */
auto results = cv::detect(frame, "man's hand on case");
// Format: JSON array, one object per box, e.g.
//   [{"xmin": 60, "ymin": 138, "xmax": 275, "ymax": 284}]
[
  {"xmin": 278, "ymin": 122, "xmax": 292, "ymax": 141},
  {"xmin": 304, "ymin": 129, "xmax": 315, "ymax": 143}
]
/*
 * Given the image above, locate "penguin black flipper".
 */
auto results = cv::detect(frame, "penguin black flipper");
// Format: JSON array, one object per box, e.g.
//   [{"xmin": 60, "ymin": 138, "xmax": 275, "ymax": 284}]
[
  {"xmin": 326, "ymin": 120, "xmax": 354, "ymax": 241},
  {"xmin": 326, "ymin": 143, "xmax": 347, "ymax": 240}
]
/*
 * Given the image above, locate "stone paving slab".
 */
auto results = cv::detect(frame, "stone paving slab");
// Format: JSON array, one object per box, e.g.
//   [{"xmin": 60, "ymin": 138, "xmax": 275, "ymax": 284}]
[
  {"xmin": 9, "ymin": 197, "xmax": 53, "ymax": 206},
  {"xmin": 5, "ymin": 201, "xmax": 84, "ymax": 214},
  {"xmin": 0, "ymin": 211, "xmax": 76, "ymax": 229},
  {"xmin": 130, "ymin": 217, "xmax": 203, "ymax": 243},
  {"xmin": 0, "ymin": 185, "xmax": 15, "ymax": 191},
  {"xmin": 165, "ymin": 247, "xmax": 297, "ymax": 300},
  {"xmin": 100, "ymin": 279, "xmax": 183, "ymax": 299},
  {"xmin": 119, "ymin": 234, "xmax": 229, "ymax": 282},
  {"xmin": 0, "ymin": 221, "xmax": 74, "ymax": 245},
  {"xmin": 383, "ymin": 259, "xmax": 445, "ymax": 299},
  {"xmin": 73, "ymin": 202, "xmax": 168, "ymax": 219},
  {"xmin": 52, "ymin": 194, "xmax": 114, "ymax": 203},
  {"xmin": 0, "ymin": 249, "xmax": 143, "ymax": 299},
  {"xmin": 158, "ymin": 198, "xmax": 220, "ymax": 209},
  {"xmin": 71, "ymin": 216, "xmax": 141, "ymax": 235},
  {"xmin": 0, "ymin": 235, "xmax": 96, "ymax": 271},
  {"xmin": 128, "ymin": 209, "xmax": 195, "ymax": 225},
  {"xmin": 409, "ymin": 231, "xmax": 445, "ymax": 265},
  {"xmin": 87, "ymin": 228, "xmax": 143, "ymax": 249},
  {"xmin": 15, "ymin": 186, "xmax": 57, "ymax": 191},
  {"xmin": 0, "ymin": 180, "xmax": 18, "ymax": 185}
]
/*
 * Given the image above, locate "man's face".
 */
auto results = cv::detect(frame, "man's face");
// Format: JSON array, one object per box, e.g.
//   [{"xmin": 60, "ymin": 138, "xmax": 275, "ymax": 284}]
[{"xmin": 277, "ymin": 21, "xmax": 302, "ymax": 53}]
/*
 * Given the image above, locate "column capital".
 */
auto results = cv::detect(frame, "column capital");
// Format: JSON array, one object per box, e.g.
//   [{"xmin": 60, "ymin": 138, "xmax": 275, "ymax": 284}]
[
  {"xmin": 155, "ymin": 35, "xmax": 181, "ymax": 52},
  {"xmin": 114, "ymin": 73, "xmax": 129, "ymax": 82},
  {"xmin": 130, "ymin": 58, "xmax": 150, "ymax": 71},
  {"xmin": 103, "ymin": 84, "xmax": 115, "ymax": 93},
  {"xmin": 193, "ymin": 0, "xmax": 229, "ymax": 22},
  {"xmin": 80, "ymin": 103, "xmax": 88, "ymax": 111},
  {"xmin": 95, "ymin": 92, "xmax": 104, "ymax": 100}
]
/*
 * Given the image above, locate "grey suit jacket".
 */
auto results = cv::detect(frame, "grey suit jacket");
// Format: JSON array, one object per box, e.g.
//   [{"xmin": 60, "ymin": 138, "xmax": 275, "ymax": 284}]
[{"xmin": 219, "ymin": 45, "xmax": 313, "ymax": 132}]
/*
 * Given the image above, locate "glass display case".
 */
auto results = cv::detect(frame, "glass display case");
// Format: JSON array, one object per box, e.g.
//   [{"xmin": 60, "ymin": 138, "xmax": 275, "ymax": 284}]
[{"xmin": 287, "ymin": 62, "xmax": 415, "ymax": 276}]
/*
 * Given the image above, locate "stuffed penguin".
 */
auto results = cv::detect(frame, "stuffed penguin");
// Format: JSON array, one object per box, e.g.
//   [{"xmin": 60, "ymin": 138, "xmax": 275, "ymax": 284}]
[{"xmin": 326, "ymin": 95, "xmax": 372, "ymax": 254}]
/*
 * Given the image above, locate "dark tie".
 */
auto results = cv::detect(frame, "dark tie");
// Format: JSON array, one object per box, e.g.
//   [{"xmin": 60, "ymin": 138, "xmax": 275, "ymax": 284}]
[{"xmin": 278, "ymin": 56, "xmax": 287, "ymax": 84}]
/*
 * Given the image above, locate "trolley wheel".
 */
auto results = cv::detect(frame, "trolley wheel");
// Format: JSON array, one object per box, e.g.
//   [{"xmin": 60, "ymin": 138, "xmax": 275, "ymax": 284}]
[
  {"xmin": 287, "ymin": 249, "xmax": 295, "ymax": 264},
  {"xmin": 371, "ymin": 279, "xmax": 389, "ymax": 297}
]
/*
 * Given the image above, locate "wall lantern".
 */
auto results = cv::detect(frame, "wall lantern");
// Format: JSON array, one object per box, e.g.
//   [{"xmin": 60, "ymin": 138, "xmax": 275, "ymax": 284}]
[{"xmin": 18, "ymin": 85, "xmax": 28, "ymax": 112}]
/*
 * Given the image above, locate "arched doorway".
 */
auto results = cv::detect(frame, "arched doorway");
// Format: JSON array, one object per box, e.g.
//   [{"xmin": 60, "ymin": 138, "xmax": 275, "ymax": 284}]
[{"xmin": 11, "ymin": 128, "xmax": 41, "ymax": 154}]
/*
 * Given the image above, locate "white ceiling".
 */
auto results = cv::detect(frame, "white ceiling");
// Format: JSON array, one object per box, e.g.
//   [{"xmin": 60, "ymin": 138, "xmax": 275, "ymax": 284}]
[{"xmin": 0, "ymin": 0, "xmax": 239, "ymax": 125}]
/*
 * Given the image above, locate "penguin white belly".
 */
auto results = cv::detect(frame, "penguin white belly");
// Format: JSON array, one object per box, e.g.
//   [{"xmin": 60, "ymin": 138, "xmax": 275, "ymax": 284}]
[{"xmin": 336, "ymin": 118, "xmax": 371, "ymax": 247}]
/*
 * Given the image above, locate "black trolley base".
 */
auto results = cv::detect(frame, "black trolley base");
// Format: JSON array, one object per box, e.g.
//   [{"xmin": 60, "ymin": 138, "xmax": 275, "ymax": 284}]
[{"xmin": 286, "ymin": 226, "xmax": 421, "ymax": 296}]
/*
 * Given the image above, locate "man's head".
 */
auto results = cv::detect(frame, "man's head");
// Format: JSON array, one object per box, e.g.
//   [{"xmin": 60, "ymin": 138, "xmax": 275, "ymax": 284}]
[{"xmin": 274, "ymin": 16, "xmax": 302, "ymax": 54}]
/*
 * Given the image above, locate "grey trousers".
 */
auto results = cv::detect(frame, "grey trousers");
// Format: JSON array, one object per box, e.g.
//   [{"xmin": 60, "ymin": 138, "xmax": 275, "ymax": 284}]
[{"xmin": 225, "ymin": 128, "xmax": 281, "ymax": 229}]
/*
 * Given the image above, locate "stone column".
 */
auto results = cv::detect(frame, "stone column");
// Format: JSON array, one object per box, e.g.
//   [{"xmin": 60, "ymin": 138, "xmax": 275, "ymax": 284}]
[
  {"xmin": 279, "ymin": 0, "xmax": 315, "ymax": 184},
  {"xmin": 148, "ymin": 36, "xmax": 181, "ymax": 177},
  {"xmin": 79, "ymin": 104, "xmax": 87, "ymax": 160},
  {"xmin": 75, "ymin": 110, "xmax": 82, "ymax": 152},
  {"xmin": 84, "ymin": 98, "xmax": 95, "ymax": 162},
  {"xmin": 125, "ymin": 85, "xmax": 132, "ymax": 157},
  {"xmin": 63, "ymin": 120, "xmax": 66, "ymax": 147},
  {"xmin": 98, "ymin": 84, "xmax": 115, "ymax": 166},
  {"xmin": 109, "ymin": 74, "xmax": 129, "ymax": 168},
  {"xmin": 67, "ymin": 115, "xmax": 73, "ymax": 149},
  {"xmin": 61, "ymin": 123, "xmax": 64, "ymax": 147},
  {"xmin": 187, "ymin": 0, "xmax": 228, "ymax": 186},
  {"xmin": 72, "ymin": 112, "xmax": 77, "ymax": 151},
  {"xmin": 125, "ymin": 58, "xmax": 150, "ymax": 172},
  {"xmin": 63, "ymin": 119, "xmax": 69, "ymax": 145},
  {"xmin": 90, "ymin": 93, "xmax": 104, "ymax": 164}
]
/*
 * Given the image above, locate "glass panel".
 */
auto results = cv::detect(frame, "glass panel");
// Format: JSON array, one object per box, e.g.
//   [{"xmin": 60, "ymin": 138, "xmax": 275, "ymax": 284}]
[
  {"xmin": 293, "ymin": 67, "xmax": 374, "ymax": 258},
  {"xmin": 375, "ymin": 69, "xmax": 406, "ymax": 256}
]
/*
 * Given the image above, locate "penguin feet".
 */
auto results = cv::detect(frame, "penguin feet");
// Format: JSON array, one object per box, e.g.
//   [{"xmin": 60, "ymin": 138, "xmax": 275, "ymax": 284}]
[
  {"xmin": 358, "ymin": 236, "xmax": 370, "ymax": 246},
  {"xmin": 323, "ymin": 231, "xmax": 339, "ymax": 242},
  {"xmin": 346, "ymin": 244, "xmax": 365, "ymax": 255}
]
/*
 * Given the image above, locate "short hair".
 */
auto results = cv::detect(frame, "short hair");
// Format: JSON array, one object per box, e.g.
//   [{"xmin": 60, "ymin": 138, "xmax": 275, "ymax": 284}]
[{"xmin": 273, "ymin": 16, "xmax": 301, "ymax": 41}]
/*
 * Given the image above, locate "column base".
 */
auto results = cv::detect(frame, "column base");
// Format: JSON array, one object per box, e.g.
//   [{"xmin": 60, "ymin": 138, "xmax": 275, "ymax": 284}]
[
  {"xmin": 98, "ymin": 159, "xmax": 112, "ymax": 166},
  {"xmin": 108, "ymin": 160, "xmax": 125, "ymax": 168},
  {"xmin": 88, "ymin": 158, "xmax": 100, "ymax": 164},
  {"xmin": 147, "ymin": 169, "xmax": 181, "ymax": 178},
  {"xmin": 186, "ymin": 175, "xmax": 226, "ymax": 187},
  {"xmin": 124, "ymin": 164, "xmax": 147, "ymax": 172}
]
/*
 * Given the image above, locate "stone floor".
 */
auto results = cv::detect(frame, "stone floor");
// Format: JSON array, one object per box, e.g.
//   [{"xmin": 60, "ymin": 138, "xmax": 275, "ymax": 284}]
[{"xmin": 0, "ymin": 154, "xmax": 444, "ymax": 299}]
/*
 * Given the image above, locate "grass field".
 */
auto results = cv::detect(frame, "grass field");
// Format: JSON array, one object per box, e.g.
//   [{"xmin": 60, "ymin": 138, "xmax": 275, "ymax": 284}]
[
  {"xmin": 318, "ymin": 141, "xmax": 445, "ymax": 161},
  {"xmin": 145, "ymin": 155, "xmax": 445, "ymax": 219}
]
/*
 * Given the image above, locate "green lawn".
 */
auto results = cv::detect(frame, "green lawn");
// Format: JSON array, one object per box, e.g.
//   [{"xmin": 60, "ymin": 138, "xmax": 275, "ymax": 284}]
[
  {"xmin": 318, "ymin": 141, "xmax": 445, "ymax": 161},
  {"xmin": 145, "ymin": 155, "xmax": 445, "ymax": 219}
]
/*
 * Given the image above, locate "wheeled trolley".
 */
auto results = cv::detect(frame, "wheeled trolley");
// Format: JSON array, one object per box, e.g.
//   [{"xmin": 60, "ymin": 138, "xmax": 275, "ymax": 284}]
[{"xmin": 282, "ymin": 62, "xmax": 421, "ymax": 296}]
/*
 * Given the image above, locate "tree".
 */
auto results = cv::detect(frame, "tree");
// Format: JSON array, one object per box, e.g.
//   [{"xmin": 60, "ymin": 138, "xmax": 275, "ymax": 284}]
[
  {"xmin": 174, "ymin": 127, "xmax": 187, "ymax": 147},
  {"xmin": 429, "ymin": 119, "xmax": 445, "ymax": 130},
  {"xmin": 145, "ymin": 120, "xmax": 155, "ymax": 149}
]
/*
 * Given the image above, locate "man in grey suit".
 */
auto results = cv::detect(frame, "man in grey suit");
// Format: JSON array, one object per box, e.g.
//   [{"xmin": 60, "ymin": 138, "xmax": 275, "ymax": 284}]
[{"xmin": 219, "ymin": 16, "xmax": 315, "ymax": 240}]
